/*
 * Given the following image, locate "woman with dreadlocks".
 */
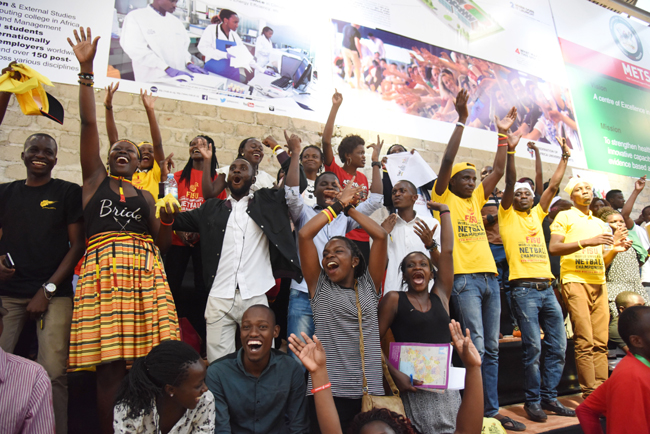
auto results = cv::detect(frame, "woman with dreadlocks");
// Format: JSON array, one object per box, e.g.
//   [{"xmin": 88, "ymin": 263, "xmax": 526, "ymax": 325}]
[
  {"xmin": 67, "ymin": 26, "xmax": 180, "ymax": 434},
  {"xmin": 114, "ymin": 340, "xmax": 215, "ymax": 433},
  {"xmin": 298, "ymin": 177, "xmax": 388, "ymax": 432}
]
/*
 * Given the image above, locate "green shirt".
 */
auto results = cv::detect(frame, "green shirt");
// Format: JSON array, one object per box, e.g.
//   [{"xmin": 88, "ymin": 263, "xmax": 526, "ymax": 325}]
[{"xmin": 634, "ymin": 354, "xmax": 650, "ymax": 369}]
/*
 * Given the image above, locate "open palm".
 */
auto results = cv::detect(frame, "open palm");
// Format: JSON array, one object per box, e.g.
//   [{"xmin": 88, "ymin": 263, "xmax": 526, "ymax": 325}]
[
  {"xmin": 67, "ymin": 27, "xmax": 99, "ymax": 65},
  {"xmin": 288, "ymin": 333, "xmax": 327, "ymax": 373},
  {"xmin": 495, "ymin": 106, "xmax": 517, "ymax": 132}
]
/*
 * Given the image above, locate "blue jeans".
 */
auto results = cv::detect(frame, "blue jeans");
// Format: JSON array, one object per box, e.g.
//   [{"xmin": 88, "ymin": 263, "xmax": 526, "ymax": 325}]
[
  {"xmin": 510, "ymin": 285, "xmax": 567, "ymax": 404},
  {"xmin": 287, "ymin": 289, "xmax": 315, "ymax": 368},
  {"xmin": 451, "ymin": 273, "xmax": 501, "ymax": 417}
]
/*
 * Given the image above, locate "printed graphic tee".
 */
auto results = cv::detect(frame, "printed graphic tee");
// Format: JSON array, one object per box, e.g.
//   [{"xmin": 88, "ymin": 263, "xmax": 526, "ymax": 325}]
[
  {"xmin": 499, "ymin": 204, "xmax": 554, "ymax": 281},
  {"xmin": 325, "ymin": 160, "xmax": 370, "ymax": 242},
  {"xmin": 431, "ymin": 182, "xmax": 496, "ymax": 275}
]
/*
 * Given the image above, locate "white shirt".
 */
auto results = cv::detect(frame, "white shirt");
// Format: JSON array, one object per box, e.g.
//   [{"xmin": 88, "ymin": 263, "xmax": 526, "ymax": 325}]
[
  {"xmin": 255, "ymin": 35, "xmax": 274, "ymax": 67},
  {"xmin": 633, "ymin": 224, "xmax": 650, "ymax": 283},
  {"xmin": 209, "ymin": 194, "xmax": 275, "ymax": 299},
  {"xmin": 120, "ymin": 6, "xmax": 191, "ymax": 83},
  {"xmin": 302, "ymin": 179, "xmax": 316, "ymax": 208},
  {"xmin": 198, "ymin": 24, "xmax": 243, "ymax": 63},
  {"xmin": 372, "ymin": 38, "xmax": 386, "ymax": 58},
  {"xmin": 384, "ymin": 211, "xmax": 440, "ymax": 293},
  {"xmin": 216, "ymin": 167, "xmax": 276, "ymax": 192}
]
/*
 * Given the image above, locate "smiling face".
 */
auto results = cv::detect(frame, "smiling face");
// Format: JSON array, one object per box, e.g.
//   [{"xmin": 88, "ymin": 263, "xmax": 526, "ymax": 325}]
[
  {"xmin": 402, "ymin": 252, "xmax": 432, "ymax": 293},
  {"xmin": 168, "ymin": 361, "xmax": 207, "ymax": 410},
  {"xmin": 240, "ymin": 306, "xmax": 279, "ymax": 365},
  {"xmin": 108, "ymin": 141, "xmax": 140, "ymax": 177},
  {"xmin": 300, "ymin": 147, "xmax": 323, "ymax": 173},
  {"xmin": 314, "ymin": 173, "xmax": 340, "ymax": 208},
  {"xmin": 138, "ymin": 143, "xmax": 154, "ymax": 170},
  {"xmin": 189, "ymin": 136, "xmax": 207, "ymax": 161},
  {"xmin": 240, "ymin": 139, "xmax": 264, "ymax": 167},
  {"xmin": 570, "ymin": 182, "xmax": 593, "ymax": 207},
  {"xmin": 22, "ymin": 135, "xmax": 57, "ymax": 177},
  {"xmin": 513, "ymin": 188, "xmax": 533, "ymax": 212},
  {"xmin": 227, "ymin": 158, "xmax": 255, "ymax": 197},
  {"xmin": 322, "ymin": 238, "xmax": 358, "ymax": 285},
  {"xmin": 449, "ymin": 169, "xmax": 476, "ymax": 199},
  {"xmin": 391, "ymin": 181, "xmax": 417, "ymax": 210}
]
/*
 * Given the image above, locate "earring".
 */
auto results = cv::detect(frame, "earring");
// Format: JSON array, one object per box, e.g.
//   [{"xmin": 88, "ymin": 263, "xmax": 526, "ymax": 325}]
[{"xmin": 170, "ymin": 393, "xmax": 174, "ymax": 397}]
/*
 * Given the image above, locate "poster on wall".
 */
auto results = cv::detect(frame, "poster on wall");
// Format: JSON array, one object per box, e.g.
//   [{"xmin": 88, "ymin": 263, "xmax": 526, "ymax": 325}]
[
  {"xmin": 551, "ymin": 0, "xmax": 650, "ymax": 178},
  {"xmin": 325, "ymin": 0, "xmax": 587, "ymax": 169}
]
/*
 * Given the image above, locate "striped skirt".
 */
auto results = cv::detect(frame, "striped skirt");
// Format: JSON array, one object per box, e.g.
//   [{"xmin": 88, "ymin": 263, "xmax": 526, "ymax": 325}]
[{"xmin": 69, "ymin": 231, "xmax": 180, "ymax": 369}]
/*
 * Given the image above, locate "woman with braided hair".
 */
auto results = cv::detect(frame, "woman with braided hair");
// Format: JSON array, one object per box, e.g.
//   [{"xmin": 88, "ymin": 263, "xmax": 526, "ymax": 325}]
[
  {"xmin": 67, "ymin": 27, "xmax": 180, "ymax": 434},
  {"xmin": 114, "ymin": 340, "xmax": 214, "ymax": 433}
]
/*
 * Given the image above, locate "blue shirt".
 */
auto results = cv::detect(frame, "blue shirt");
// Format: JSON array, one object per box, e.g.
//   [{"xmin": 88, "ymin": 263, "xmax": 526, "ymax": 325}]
[{"xmin": 206, "ymin": 349, "xmax": 308, "ymax": 434}]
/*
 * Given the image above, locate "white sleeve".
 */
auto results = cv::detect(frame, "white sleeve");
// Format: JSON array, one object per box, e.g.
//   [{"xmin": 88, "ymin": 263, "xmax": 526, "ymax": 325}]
[
  {"xmin": 356, "ymin": 193, "xmax": 384, "ymax": 216},
  {"xmin": 533, "ymin": 118, "xmax": 545, "ymax": 134},
  {"xmin": 120, "ymin": 12, "xmax": 169, "ymax": 72},
  {"xmin": 255, "ymin": 38, "xmax": 272, "ymax": 58},
  {"xmin": 198, "ymin": 25, "xmax": 227, "ymax": 62},
  {"xmin": 284, "ymin": 185, "xmax": 306, "ymax": 224}
]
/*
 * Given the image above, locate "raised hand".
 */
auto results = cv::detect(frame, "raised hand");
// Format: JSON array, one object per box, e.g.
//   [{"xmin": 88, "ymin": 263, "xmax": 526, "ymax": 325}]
[
  {"xmin": 635, "ymin": 175, "xmax": 647, "ymax": 192},
  {"xmin": 197, "ymin": 138, "xmax": 212, "ymax": 161},
  {"xmin": 427, "ymin": 201, "xmax": 449, "ymax": 213},
  {"xmin": 159, "ymin": 200, "xmax": 181, "ymax": 224},
  {"xmin": 381, "ymin": 213, "xmax": 398, "ymax": 234},
  {"xmin": 140, "ymin": 89, "xmax": 158, "ymax": 111},
  {"xmin": 454, "ymin": 89, "xmax": 469, "ymax": 120},
  {"xmin": 332, "ymin": 89, "xmax": 343, "ymax": 107},
  {"xmin": 67, "ymin": 27, "xmax": 100, "ymax": 67},
  {"xmin": 337, "ymin": 179, "xmax": 362, "ymax": 208},
  {"xmin": 495, "ymin": 106, "xmax": 517, "ymax": 133},
  {"xmin": 288, "ymin": 332, "xmax": 327, "ymax": 373},
  {"xmin": 161, "ymin": 152, "xmax": 175, "ymax": 175},
  {"xmin": 526, "ymin": 141, "xmax": 538, "ymax": 153},
  {"xmin": 283, "ymin": 130, "xmax": 302, "ymax": 155},
  {"xmin": 104, "ymin": 82, "xmax": 119, "ymax": 108},
  {"xmin": 555, "ymin": 136, "xmax": 571, "ymax": 159},
  {"xmin": 506, "ymin": 131, "xmax": 522, "ymax": 151},
  {"xmin": 450, "ymin": 319, "xmax": 481, "ymax": 369},
  {"xmin": 262, "ymin": 135, "xmax": 279, "ymax": 149},
  {"xmin": 367, "ymin": 135, "xmax": 384, "ymax": 163},
  {"xmin": 414, "ymin": 218, "xmax": 436, "ymax": 248}
]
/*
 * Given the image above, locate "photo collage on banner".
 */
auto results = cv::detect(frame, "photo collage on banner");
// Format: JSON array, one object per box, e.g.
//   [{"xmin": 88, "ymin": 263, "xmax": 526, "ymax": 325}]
[{"xmin": 2, "ymin": 0, "xmax": 646, "ymax": 177}]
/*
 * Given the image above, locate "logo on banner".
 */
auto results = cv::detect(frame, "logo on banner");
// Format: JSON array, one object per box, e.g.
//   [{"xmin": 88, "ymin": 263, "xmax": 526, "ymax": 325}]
[
  {"xmin": 269, "ymin": 106, "xmax": 275, "ymax": 112},
  {"xmin": 220, "ymin": 98, "xmax": 226, "ymax": 103},
  {"xmin": 150, "ymin": 86, "xmax": 158, "ymax": 93},
  {"xmin": 610, "ymin": 16, "xmax": 643, "ymax": 61},
  {"xmin": 247, "ymin": 102, "xmax": 255, "ymax": 108},
  {"xmin": 202, "ymin": 95, "xmax": 208, "ymax": 101}
]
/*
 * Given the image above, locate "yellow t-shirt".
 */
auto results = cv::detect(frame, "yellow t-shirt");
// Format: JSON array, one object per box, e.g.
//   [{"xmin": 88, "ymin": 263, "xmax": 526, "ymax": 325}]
[
  {"xmin": 132, "ymin": 160, "xmax": 161, "ymax": 200},
  {"xmin": 498, "ymin": 204, "xmax": 554, "ymax": 281},
  {"xmin": 550, "ymin": 207, "xmax": 610, "ymax": 284},
  {"xmin": 431, "ymin": 182, "xmax": 496, "ymax": 274}
]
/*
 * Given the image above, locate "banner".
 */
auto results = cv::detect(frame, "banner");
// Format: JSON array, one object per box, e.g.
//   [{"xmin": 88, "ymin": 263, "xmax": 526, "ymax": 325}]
[{"xmin": 551, "ymin": 0, "xmax": 650, "ymax": 178}]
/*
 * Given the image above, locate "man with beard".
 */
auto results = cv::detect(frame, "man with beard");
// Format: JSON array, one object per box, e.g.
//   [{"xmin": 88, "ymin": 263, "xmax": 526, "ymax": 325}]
[{"xmin": 159, "ymin": 131, "xmax": 302, "ymax": 363}]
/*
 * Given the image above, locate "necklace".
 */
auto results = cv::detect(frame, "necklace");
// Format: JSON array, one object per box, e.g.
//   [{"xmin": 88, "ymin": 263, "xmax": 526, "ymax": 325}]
[{"xmin": 408, "ymin": 292, "xmax": 429, "ymax": 312}]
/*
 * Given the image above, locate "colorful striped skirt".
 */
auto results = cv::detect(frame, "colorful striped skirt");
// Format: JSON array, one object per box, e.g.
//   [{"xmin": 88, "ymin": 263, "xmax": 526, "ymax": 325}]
[{"xmin": 69, "ymin": 231, "xmax": 180, "ymax": 369}]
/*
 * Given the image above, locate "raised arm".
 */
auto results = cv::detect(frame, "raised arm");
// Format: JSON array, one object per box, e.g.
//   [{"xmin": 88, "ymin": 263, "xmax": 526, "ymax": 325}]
[
  {"xmin": 104, "ymin": 82, "xmax": 119, "ymax": 144},
  {"xmin": 367, "ymin": 135, "xmax": 384, "ymax": 194},
  {"xmin": 347, "ymin": 206, "xmax": 388, "ymax": 293},
  {"xmin": 622, "ymin": 176, "xmax": 646, "ymax": 230},
  {"xmin": 68, "ymin": 27, "xmax": 106, "ymax": 193},
  {"xmin": 428, "ymin": 202, "xmax": 453, "ymax": 307},
  {"xmin": 500, "ymin": 135, "xmax": 519, "ymax": 211},
  {"xmin": 199, "ymin": 139, "xmax": 226, "ymax": 199},
  {"xmin": 482, "ymin": 108, "xmax": 518, "ymax": 199},
  {"xmin": 435, "ymin": 89, "xmax": 468, "ymax": 196},
  {"xmin": 322, "ymin": 90, "xmax": 342, "ymax": 166},
  {"xmin": 450, "ymin": 320, "xmax": 484, "ymax": 434},
  {"xmin": 539, "ymin": 137, "xmax": 570, "ymax": 212},
  {"xmin": 140, "ymin": 89, "xmax": 164, "ymax": 164},
  {"xmin": 528, "ymin": 142, "xmax": 544, "ymax": 196},
  {"xmin": 283, "ymin": 131, "xmax": 302, "ymax": 188}
]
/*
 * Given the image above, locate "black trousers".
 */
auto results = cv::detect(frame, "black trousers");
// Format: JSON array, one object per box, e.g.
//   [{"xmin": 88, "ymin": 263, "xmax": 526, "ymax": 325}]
[
  {"xmin": 308, "ymin": 395, "xmax": 362, "ymax": 434},
  {"xmin": 163, "ymin": 244, "xmax": 208, "ymax": 343}
]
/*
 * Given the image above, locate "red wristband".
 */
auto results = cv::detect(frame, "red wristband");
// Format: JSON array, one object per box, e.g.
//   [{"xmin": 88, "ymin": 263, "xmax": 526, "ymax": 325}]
[
  {"xmin": 311, "ymin": 382, "xmax": 331, "ymax": 394},
  {"xmin": 160, "ymin": 219, "xmax": 174, "ymax": 226},
  {"xmin": 497, "ymin": 143, "xmax": 508, "ymax": 147}
]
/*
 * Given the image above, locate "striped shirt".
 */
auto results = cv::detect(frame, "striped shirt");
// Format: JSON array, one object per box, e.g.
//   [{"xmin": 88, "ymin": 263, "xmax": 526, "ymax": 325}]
[
  {"xmin": 0, "ymin": 347, "xmax": 55, "ymax": 434},
  {"xmin": 309, "ymin": 270, "xmax": 384, "ymax": 398}
]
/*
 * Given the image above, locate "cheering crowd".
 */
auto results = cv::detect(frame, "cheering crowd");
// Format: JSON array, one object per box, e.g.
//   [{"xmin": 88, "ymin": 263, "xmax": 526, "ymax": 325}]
[{"xmin": 0, "ymin": 25, "xmax": 649, "ymax": 434}]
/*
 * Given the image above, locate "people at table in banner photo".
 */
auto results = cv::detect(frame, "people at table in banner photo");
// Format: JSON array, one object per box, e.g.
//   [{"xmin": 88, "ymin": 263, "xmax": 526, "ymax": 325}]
[{"xmin": 4, "ymin": 17, "xmax": 650, "ymax": 434}]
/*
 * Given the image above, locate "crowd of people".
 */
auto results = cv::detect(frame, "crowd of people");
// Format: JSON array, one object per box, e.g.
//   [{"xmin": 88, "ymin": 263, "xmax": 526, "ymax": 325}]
[{"xmin": 0, "ymin": 24, "xmax": 649, "ymax": 434}]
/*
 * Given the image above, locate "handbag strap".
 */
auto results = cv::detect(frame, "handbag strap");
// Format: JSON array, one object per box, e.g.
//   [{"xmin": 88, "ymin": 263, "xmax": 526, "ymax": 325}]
[{"xmin": 354, "ymin": 281, "xmax": 401, "ymax": 397}]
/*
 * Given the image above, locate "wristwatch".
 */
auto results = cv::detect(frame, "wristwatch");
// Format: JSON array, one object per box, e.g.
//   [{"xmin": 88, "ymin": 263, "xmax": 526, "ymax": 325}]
[
  {"xmin": 43, "ymin": 283, "xmax": 56, "ymax": 300},
  {"xmin": 371, "ymin": 161, "xmax": 382, "ymax": 168},
  {"xmin": 426, "ymin": 240, "xmax": 439, "ymax": 251}
]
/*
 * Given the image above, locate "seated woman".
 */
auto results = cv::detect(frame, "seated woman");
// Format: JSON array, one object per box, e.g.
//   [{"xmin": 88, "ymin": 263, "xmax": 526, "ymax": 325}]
[
  {"xmin": 67, "ymin": 27, "xmax": 180, "ymax": 434},
  {"xmin": 378, "ymin": 201, "xmax": 460, "ymax": 434},
  {"xmin": 288, "ymin": 318, "xmax": 483, "ymax": 434},
  {"xmin": 298, "ymin": 179, "xmax": 388, "ymax": 432},
  {"xmin": 114, "ymin": 340, "xmax": 214, "ymax": 433}
]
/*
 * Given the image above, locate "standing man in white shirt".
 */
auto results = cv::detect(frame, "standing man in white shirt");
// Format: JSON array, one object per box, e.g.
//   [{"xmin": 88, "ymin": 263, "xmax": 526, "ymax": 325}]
[
  {"xmin": 158, "ymin": 132, "xmax": 303, "ymax": 362},
  {"xmin": 255, "ymin": 26, "xmax": 274, "ymax": 69},
  {"xmin": 120, "ymin": 0, "xmax": 207, "ymax": 83},
  {"xmin": 368, "ymin": 33, "xmax": 386, "ymax": 59},
  {"xmin": 198, "ymin": 9, "xmax": 244, "ymax": 82},
  {"xmin": 381, "ymin": 180, "xmax": 440, "ymax": 294}
]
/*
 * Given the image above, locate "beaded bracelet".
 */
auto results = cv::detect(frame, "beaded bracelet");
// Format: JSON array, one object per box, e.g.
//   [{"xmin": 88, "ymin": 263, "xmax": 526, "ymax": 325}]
[
  {"xmin": 78, "ymin": 72, "xmax": 94, "ymax": 80},
  {"xmin": 311, "ymin": 382, "xmax": 331, "ymax": 394},
  {"xmin": 78, "ymin": 80, "xmax": 94, "ymax": 87}
]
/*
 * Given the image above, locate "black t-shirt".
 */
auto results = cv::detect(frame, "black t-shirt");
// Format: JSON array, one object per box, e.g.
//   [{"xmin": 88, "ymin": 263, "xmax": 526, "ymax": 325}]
[
  {"xmin": 342, "ymin": 24, "xmax": 361, "ymax": 52},
  {"xmin": 0, "ymin": 179, "xmax": 83, "ymax": 298}
]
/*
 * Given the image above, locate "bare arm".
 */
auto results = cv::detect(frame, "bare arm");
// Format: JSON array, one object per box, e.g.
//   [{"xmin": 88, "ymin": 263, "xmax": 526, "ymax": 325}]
[
  {"xmin": 621, "ymin": 176, "xmax": 646, "ymax": 230},
  {"xmin": 539, "ymin": 138, "xmax": 570, "ymax": 212},
  {"xmin": 141, "ymin": 89, "xmax": 164, "ymax": 164},
  {"xmin": 348, "ymin": 206, "xmax": 387, "ymax": 294},
  {"xmin": 451, "ymin": 320, "xmax": 483, "ymax": 434},
  {"xmin": 0, "ymin": 92, "xmax": 10, "ymax": 126},
  {"xmin": 104, "ymin": 82, "xmax": 119, "ymax": 145},
  {"xmin": 482, "ymin": 108, "xmax": 518, "ymax": 199},
  {"xmin": 198, "ymin": 139, "xmax": 226, "ymax": 200},
  {"xmin": 367, "ymin": 136, "xmax": 384, "ymax": 194},
  {"xmin": 322, "ymin": 91, "xmax": 342, "ymax": 166},
  {"xmin": 500, "ymin": 137, "xmax": 518, "ymax": 211},
  {"xmin": 528, "ymin": 142, "xmax": 544, "ymax": 196},
  {"xmin": 283, "ymin": 131, "xmax": 302, "ymax": 189},
  {"xmin": 548, "ymin": 233, "xmax": 614, "ymax": 256},
  {"xmin": 45, "ymin": 222, "xmax": 85, "ymax": 287},
  {"xmin": 429, "ymin": 203, "xmax": 453, "ymax": 308},
  {"xmin": 435, "ymin": 89, "xmax": 469, "ymax": 196}
]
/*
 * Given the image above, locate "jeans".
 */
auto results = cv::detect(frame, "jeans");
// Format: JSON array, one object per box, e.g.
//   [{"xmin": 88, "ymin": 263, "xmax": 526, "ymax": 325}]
[
  {"xmin": 490, "ymin": 243, "xmax": 516, "ymax": 332},
  {"xmin": 510, "ymin": 285, "xmax": 567, "ymax": 404},
  {"xmin": 287, "ymin": 289, "xmax": 315, "ymax": 368},
  {"xmin": 451, "ymin": 273, "xmax": 501, "ymax": 417}
]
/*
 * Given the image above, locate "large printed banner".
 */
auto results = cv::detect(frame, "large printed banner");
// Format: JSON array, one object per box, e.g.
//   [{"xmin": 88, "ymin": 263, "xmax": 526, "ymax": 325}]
[
  {"xmin": 2, "ymin": 0, "xmax": 646, "ymax": 177},
  {"xmin": 551, "ymin": 0, "xmax": 650, "ymax": 178}
]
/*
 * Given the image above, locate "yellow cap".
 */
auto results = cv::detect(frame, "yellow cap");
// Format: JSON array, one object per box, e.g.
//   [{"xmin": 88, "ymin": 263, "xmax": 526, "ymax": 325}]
[
  {"xmin": 451, "ymin": 162, "xmax": 476, "ymax": 178},
  {"xmin": 563, "ymin": 177, "xmax": 591, "ymax": 195}
]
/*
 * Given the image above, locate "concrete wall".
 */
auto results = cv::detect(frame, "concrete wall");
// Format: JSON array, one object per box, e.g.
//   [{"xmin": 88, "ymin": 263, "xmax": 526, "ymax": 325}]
[{"xmin": 0, "ymin": 83, "xmax": 647, "ymax": 218}]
